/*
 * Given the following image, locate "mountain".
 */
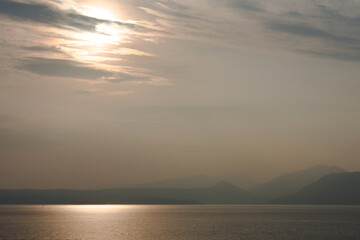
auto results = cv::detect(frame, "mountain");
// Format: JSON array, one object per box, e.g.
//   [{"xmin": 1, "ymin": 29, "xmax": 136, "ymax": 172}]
[
  {"xmin": 222, "ymin": 173, "xmax": 258, "ymax": 190},
  {"xmin": 132, "ymin": 173, "xmax": 258, "ymax": 190},
  {"xmin": 132, "ymin": 175, "xmax": 220, "ymax": 188},
  {"xmin": 0, "ymin": 189, "xmax": 201, "ymax": 205},
  {"xmin": 203, "ymin": 181, "xmax": 257, "ymax": 204},
  {"xmin": 0, "ymin": 181, "xmax": 257, "ymax": 204},
  {"xmin": 252, "ymin": 164, "xmax": 346, "ymax": 200},
  {"xmin": 273, "ymin": 172, "xmax": 360, "ymax": 205},
  {"xmin": 209, "ymin": 181, "xmax": 242, "ymax": 191}
]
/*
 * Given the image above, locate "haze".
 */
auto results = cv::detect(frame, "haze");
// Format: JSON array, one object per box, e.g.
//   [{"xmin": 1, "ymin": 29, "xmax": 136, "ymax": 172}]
[{"xmin": 0, "ymin": 0, "xmax": 360, "ymax": 189}]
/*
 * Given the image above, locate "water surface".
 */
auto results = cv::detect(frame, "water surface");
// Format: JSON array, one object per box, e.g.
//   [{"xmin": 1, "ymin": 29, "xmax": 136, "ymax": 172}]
[{"xmin": 0, "ymin": 205, "xmax": 359, "ymax": 240}]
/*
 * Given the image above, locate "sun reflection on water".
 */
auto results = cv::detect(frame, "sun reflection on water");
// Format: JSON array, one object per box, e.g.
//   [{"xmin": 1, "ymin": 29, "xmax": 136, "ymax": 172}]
[{"xmin": 60, "ymin": 204, "xmax": 143, "ymax": 213}]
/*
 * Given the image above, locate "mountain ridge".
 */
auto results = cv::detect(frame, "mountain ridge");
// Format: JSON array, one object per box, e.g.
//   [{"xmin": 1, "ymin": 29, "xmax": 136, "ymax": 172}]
[
  {"xmin": 132, "ymin": 173, "xmax": 258, "ymax": 190},
  {"xmin": 251, "ymin": 164, "xmax": 346, "ymax": 200},
  {"xmin": 0, "ymin": 181, "xmax": 256, "ymax": 204},
  {"xmin": 272, "ymin": 172, "xmax": 360, "ymax": 205},
  {"xmin": 1, "ymin": 165, "xmax": 357, "ymax": 205}
]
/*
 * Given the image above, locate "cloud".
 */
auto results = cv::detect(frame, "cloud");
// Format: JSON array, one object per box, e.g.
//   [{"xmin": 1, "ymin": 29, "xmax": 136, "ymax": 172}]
[
  {"xmin": 298, "ymin": 50, "xmax": 360, "ymax": 62},
  {"xmin": 2, "ymin": 0, "xmax": 360, "ymax": 92},
  {"xmin": 0, "ymin": 0, "xmax": 168, "ymax": 87},
  {"xmin": 224, "ymin": 0, "xmax": 265, "ymax": 13},
  {"xmin": 22, "ymin": 45, "xmax": 63, "ymax": 53},
  {"xmin": 267, "ymin": 22, "xmax": 357, "ymax": 44},
  {"xmin": 18, "ymin": 57, "xmax": 112, "ymax": 80},
  {"xmin": 102, "ymin": 73, "xmax": 151, "ymax": 83},
  {"xmin": 17, "ymin": 57, "xmax": 159, "ymax": 83},
  {"xmin": 139, "ymin": 0, "xmax": 360, "ymax": 61},
  {"xmin": 0, "ymin": 0, "xmax": 147, "ymax": 33}
]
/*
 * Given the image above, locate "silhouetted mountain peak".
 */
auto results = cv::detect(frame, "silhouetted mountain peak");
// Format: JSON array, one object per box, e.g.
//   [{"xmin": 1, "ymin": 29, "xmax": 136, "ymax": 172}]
[
  {"xmin": 299, "ymin": 164, "xmax": 345, "ymax": 173},
  {"xmin": 221, "ymin": 173, "xmax": 258, "ymax": 190},
  {"xmin": 132, "ymin": 175, "xmax": 220, "ymax": 189},
  {"xmin": 209, "ymin": 181, "xmax": 241, "ymax": 191},
  {"xmin": 252, "ymin": 164, "xmax": 346, "ymax": 200},
  {"xmin": 273, "ymin": 172, "xmax": 360, "ymax": 205},
  {"xmin": 131, "ymin": 173, "xmax": 258, "ymax": 189}
]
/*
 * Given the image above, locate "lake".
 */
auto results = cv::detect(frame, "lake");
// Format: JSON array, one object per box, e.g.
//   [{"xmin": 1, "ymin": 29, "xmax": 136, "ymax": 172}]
[{"xmin": 0, "ymin": 205, "xmax": 359, "ymax": 240}]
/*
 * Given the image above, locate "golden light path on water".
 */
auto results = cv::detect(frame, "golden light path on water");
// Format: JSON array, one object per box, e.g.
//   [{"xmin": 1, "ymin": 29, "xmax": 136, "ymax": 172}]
[
  {"xmin": 54, "ymin": 204, "xmax": 145, "ymax": 213},
  {"xmin": 2, "ymin": 205, "xmax": 360, "ymax": 239}
]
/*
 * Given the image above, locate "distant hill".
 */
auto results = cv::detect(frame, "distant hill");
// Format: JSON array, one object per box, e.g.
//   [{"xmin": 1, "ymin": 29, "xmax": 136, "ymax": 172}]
[
  {"xmin": 132, "ymin": 175, "xmax": 220, "ymax": 189},
  {"xmin": 252, "ymin": 164, "xmax": 345, "ymax": 200},
  {"xmin": 0, "ymin": 181, "xmax": 257, "ymax": 204},
  {"xmin": 132, "ymin": 173, "xmax": 258, "ymax": 190},
  {"xmin": 209, "ymin": 181, "xmax": 241, "ymax": 191},
  {"xmin": 273, "ymin": 172, "xmax": 360, "ymax": 205},
  {"xmin": 222, "ymin": 173, "xmax": 258, "ymax": 190}
]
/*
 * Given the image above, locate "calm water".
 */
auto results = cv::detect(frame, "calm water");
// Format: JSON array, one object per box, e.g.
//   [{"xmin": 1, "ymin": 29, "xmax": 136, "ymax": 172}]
[{"xmin": 0, "ymin": 205, "xmax": 360, "ymax": 240}]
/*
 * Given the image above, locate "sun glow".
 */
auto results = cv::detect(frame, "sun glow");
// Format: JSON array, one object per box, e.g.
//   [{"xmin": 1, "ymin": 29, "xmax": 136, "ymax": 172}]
[
  {"xmin": 55, "ymin": 5, "xmax": 147, "ymax": 75},
  {"xmin": 80, "ymin": 5, "xmax": 117, "ymax": 21},
  {"xmin": 67, "ymin": 5, "xmax": 129, "ymax": 63},
  {"xmin": 60, "ymin": 205, "xmax": 144, "ymax": 213},
  {"xmin": 74, "ymin": 31, "xmax": 120, "ymax": 46},
  {"xmin": 74, "ymin": 5, "xmax": 127, "ymax": 46}
]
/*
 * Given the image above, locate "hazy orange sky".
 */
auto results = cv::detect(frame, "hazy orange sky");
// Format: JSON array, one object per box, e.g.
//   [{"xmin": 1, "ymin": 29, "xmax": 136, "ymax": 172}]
[{"xmin": 0, "ymin": 0, "xmax": 360, "ymax": 189}]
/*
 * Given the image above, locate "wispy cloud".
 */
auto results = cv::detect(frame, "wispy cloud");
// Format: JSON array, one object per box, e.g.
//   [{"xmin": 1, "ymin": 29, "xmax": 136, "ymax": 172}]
[
  {"xmin": 18, "ymin": 57, "xmax": 112, "ymax": 80},
  {"xmin": 22, "ymin": 45, "xmax": 63, "ymax": 53},
  {"xmin": 1, "ymin": 0, "xmax": 360, "ymax": 92},
  {"xmin": 267, "ymin": 22, "xmax": 358, "ymax": 44},
  {"xmin": 138, "ymin": 0, "xmax": 360, "ymax": 61},
  {"xmin": 0, "ymin": 0, "xmax": 148, "ymax": 33},
  {"xmin": 18, "ymin": 57, "xmax": 156, "ymax": 83},
  {"xmin": 0, "ymin": 0, "xmax": 167, "ymax": 86}
]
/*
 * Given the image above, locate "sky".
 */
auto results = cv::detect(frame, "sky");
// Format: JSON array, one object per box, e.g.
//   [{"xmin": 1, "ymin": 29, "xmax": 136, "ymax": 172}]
[{"xmin": 0, "ymin": 0, "xmax": 360, "ymax": 189}]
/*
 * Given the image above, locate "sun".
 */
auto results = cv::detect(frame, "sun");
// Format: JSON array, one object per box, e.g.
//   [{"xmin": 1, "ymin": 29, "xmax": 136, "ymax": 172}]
[
  {"xmin": 74, "ymin": 30, "xmax": 119, "ymax": 46},
  {"xmin": 72, "ymin": 6, "xmax": 126, "ymax": 47},
  {"xmin": 80, "ymin": 5, "xmax": 117, "ymax": 21},
  {"xmin": 60, "ymin": 5, "xmax": 131, "ymax": 68}
]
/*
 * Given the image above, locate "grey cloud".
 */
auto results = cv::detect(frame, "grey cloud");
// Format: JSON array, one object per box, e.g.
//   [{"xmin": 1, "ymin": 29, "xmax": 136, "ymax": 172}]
[
  {"xmin": 17, "ymin": 57, "xmax": 154, "ymax": 82},
  {"xmin": 141, "ymin": 1, "xmax": 204, "ymax": 23},
  {"xmin": 267, "ymin": 22, "xmax": 357, "ymax": 44},
  {"xmin": 106, "ymin": 74, "xmax": 150, "ymax": 83},
  {"xmin": 0, "ymin": 0, "xmax": 144, "ymax": 32},
  {"xmin": 152, "ymin": 0, "xmax": 360, "ymax": 61},
  {"xmin": 3, "ymin": 0, "xmax": 360, "ymax": 64},
  {"xmin": 285, "ymin": 11, "xmax": 306, "ymax": 18},
  {"xmin": 18, "ymin": 57, "xmax": 112, "ymax": 80},
  {"xmin": 284, "ymin": 4, "xmax": 360, "ymax": 24},
  {"xmin": 298, "ymin": 50, "xmax": 360, "ymax": 62},
  {"xmin": 225, "ymin": 0, "xmax": 264, "ymax": 13},
  {"xmin": 159, "ymin": 0, "xmax": 190, "ymax": 12},
  {"xmin": 316, "ymin": 4, "xmax": 339, "ymax": 18},
  {"xmin": 22, "ymin": 45, "xmax": 62, "ymax": 53}
]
